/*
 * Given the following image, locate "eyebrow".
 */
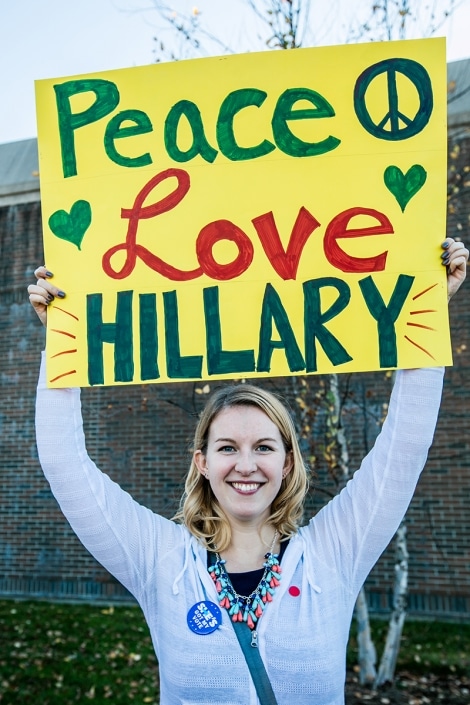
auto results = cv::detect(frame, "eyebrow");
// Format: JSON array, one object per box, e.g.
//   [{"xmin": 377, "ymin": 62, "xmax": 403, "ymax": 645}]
[{"xmin": 214, "ymin": 437, "xmax": 279, "ymax": 444}]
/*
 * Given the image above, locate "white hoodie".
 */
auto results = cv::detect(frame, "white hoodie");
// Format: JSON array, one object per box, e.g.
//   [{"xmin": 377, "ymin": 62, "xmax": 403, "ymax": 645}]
[{"xmin": 35, "ymin": 355, "xmax": 444, "ymax": 705}]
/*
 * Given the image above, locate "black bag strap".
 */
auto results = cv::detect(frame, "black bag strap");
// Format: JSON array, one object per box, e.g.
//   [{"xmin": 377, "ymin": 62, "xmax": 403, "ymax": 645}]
[
  {"xmin": 206, "ymin": 550, "xmax": 278, "ymax": 705},
  {"xmin": 231, "ymin": 620, "xmax": 279, "ymax": 705}
]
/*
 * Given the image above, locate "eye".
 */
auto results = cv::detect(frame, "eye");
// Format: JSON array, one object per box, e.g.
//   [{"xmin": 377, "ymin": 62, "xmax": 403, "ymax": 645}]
[
  {"xmin": 257, "ymin": 444, "xmax": 273, "ymax": 452},
  {"xmin": 218, "ymin": 445, "xmax": 236, "ymax": 453}
]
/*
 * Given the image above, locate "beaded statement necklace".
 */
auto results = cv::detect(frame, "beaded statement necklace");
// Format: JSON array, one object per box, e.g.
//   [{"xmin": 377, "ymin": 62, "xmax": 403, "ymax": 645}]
[{"xmin": 208, "ymin": 531, "xmax": 281, "ymax": 646}]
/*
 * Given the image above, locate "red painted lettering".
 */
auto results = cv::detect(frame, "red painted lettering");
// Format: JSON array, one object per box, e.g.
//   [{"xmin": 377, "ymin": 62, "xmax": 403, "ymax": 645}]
[
  {"xmin": 252, "ymin": 206, "xmax": 321, "ymax": 280},
  {"xmin": 196, "ymin": 220, "xmax": 254, "ymax": 280},
  {"xmin": 102, "ymin": 168, "xmax": 202, "ymax": 281},
  {"xmin": 102, "ymin": 170, "xmax": 395, "ymax": 284},
  {"xmin": 323, "ymin": 207, "xmax": 393, "ymax": 273}
]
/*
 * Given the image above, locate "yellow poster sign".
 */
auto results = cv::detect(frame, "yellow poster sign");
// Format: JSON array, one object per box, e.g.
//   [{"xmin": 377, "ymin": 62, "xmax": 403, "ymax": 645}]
[{"xmin": 35, "ymin": 38, "xmax": 450, "ymax": 388}]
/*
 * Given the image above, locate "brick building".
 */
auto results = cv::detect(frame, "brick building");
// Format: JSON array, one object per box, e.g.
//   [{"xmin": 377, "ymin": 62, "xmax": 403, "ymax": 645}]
[{"xmin": 0, "ymin": 59, "xmax": 469, "ymax": 618}]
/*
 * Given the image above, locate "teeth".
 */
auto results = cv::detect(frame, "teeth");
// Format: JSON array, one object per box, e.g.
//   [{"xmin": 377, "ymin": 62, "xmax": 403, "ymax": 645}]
[{"xmin": 232, "ymin": 482, "xmax": 260, "ymax": 493}]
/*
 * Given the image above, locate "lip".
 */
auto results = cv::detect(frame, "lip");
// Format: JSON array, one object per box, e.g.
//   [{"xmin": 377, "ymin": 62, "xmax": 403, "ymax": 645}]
[{"xmin": 229, "ymin": 481, "xmax": 263, "ymax": 495}]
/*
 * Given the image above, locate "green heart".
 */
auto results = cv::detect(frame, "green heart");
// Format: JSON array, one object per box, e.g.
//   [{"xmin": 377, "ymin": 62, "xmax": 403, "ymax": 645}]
[
  {"xmin": 384, "ymin": 164, "xmax": 427, "ymax": 212},
  {"xmin": 48, "ymin": 200, "xmax": 92, "ymax": 250}
]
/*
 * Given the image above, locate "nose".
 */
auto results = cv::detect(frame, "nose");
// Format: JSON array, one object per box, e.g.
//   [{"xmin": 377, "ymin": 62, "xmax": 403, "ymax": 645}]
[{"xmin": 234, "ymin": 451, "xmax": 257, "ymax": 475}]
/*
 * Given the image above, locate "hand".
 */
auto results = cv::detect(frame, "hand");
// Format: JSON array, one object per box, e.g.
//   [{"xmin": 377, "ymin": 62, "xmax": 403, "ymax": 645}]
[
  {"xmin": 442, "ymin": 238, "xmax": 468, "ymax": 301},
  {"xmin": 27, "ymin": 266, "xmax": 66, "ymax": 327}
]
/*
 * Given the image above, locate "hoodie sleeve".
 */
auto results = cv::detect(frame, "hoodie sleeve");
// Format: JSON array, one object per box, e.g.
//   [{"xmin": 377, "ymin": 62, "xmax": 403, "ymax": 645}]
[
  {"xmin": 305, "ymin": 366, "xmax": 444, "ymax": 595},
  {"xmin": 35, "ymin": 352, "xmax": 183, "ymax": 601}
]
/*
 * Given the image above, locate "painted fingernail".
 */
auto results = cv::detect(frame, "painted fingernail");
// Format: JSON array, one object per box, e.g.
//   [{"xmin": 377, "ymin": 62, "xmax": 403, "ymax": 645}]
[
  {"xmin": 442, "ymin": 241, "xmax": 449, "ymax": 248},
  {"xmin": 45, "ymin": 270, "xmax": 54, "ymax": 277},
  {"xmin": 47, "ymin": 294, "xmax": 54, "ymax": 302},
  {"xmin": 57, "ymin": 290, "xmax": 66, "ymax": 298}
]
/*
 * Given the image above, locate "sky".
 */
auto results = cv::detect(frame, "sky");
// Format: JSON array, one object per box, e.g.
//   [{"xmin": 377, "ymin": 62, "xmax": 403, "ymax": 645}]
[{"xmin": 1, "ymin": 0, "xmax": 470, "ymax": 145}]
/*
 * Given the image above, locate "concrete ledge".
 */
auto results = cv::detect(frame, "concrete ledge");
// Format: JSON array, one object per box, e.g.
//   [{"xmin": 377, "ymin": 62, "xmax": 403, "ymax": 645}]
[
  {"xmin": 0, "ymin": 577, "xmax": 133, "ymax": 604},
  {"xmin": 0, "ymin": 578, "xmax": 468, "ymax": 620}
]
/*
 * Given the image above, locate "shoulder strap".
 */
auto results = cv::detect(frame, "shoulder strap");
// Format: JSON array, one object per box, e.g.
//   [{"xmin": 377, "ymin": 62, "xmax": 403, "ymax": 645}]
[
  {"xmin": 206, "ymin": 549, "xmax": 278, "ymax": 705},
  {"xmin": 232, "ymin": 621, "xmax": 279, "ymax": 705}
]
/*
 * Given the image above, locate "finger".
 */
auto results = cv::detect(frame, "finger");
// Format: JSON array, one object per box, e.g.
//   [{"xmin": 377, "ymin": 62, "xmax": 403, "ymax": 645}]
[
  {"xmin": 34, "ymin": 265, "xmax": 54, "ymax": 280},
  {"xmin": 448, "ymin": 253, "xmax": 468, "ymax": 275},
  {"xmin": 447, "ymin": 242, "xmax": 469, "ymax": 265},
  {"xmin": 441, "ymin": 241, "xmax": 468, "ymax": 267},
  {"xmin": 446, "ymin": 240, "xmax": 467, "ymax": 256},
  {"xmin": 28, "ymin": 292, "xmax": 50, "ymax": 308},
  {"xmin": 31, "ymin": 275, "xmax": 66, "ymax": 299},
  {"xmin": 28, "ymin": 278, "xmax": 55, "ymax": 301},
  {"xmin": 27, "ymin": 284, "xmax": 55, "ymax": 304}
]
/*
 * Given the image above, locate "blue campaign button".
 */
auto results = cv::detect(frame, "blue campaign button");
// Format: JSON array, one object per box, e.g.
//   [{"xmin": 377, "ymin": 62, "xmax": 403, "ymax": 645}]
[{"xmin": 187, "ymin": 600, "xmax": 222, "ymax": 635}]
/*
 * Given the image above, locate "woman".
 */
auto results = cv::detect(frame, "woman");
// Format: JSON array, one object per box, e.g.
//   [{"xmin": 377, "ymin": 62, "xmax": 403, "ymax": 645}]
[{"xmin": 28, "ymin": 238, "xmax": 468, "ymax": 705}]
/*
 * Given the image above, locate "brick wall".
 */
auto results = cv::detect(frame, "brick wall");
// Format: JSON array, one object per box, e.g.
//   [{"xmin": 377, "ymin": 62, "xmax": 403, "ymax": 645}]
[{"xmin": 0, "ymin": 172, "xmax": 469, "ymax": 617}]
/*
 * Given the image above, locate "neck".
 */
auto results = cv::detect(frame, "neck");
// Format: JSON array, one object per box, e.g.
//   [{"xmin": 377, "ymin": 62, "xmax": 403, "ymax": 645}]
[{"xmin": 220, "ymin": 525, "xmax": 279, "ymax": 573}]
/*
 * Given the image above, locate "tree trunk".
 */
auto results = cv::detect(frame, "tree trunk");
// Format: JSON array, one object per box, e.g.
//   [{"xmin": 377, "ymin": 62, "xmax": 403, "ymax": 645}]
[
  {"xmin": 328, "ymin": 375, "xmax": 379, "ymax": 684},
  {"xmin": 375, "ymin": 520, "xmax": 409, "ymax": 687},
  {"xmin": 355, "ymin": 586, "xmax": 377, "ymax": 685}
]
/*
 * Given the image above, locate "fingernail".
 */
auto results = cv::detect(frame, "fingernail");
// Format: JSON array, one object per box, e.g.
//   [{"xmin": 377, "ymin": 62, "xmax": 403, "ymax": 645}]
[
  {"xmin": 441, "ymin": 252, "xmax": 447, "ymax": 259},
  {"xmin": 45, "ymin": 270, "xmax": 53, "ymax": 277},
  {"xmin": 442, "ymin": 241, "xmax": 449, "ymax": 249},
  {"xmin": 47, "ymin": 294, "xmax": 54, "ymax": 302},
  {"xmin": 57, "ymin": 290, "xmax": 66, "ymax": 298}
]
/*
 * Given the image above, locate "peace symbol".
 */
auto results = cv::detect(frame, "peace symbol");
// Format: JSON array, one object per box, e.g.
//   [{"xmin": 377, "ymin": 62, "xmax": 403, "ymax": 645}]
[{"xmin": 354, "ymin": 58, "xmax": 433, "ymax": 141}]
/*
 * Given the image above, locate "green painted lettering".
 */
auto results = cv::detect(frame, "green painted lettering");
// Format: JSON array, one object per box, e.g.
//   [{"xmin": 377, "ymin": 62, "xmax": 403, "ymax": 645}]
[
  {"xmin": 359, "ymin": 274, "xmax": 414, "ymax": 368},
  {"xmin": 203, "ymin": 286, "xmax": 255, "ymax": 374},
  {"xmin": 217, "ymin": 88, "xmax": 275, "ymax": 161},
  {"xmin": 139, "ymin": 293, "xmax": 159, "ymax": 380},
  {"xmin": 104, "ymin": 110, "xmax": 153, "ymax": 168},
  {"xmin": 87, "ymin": 291, "xmax": 134, "ymax": 385},
  {"xmin": 257, "ymin": 284, "xmax": 305, "ymax": 372},
  {"xmin": 165, "ymin": 100, "xmax": 218, "ymax": 163},
  {"xmin": 163, "ymin": 291, "xmax": 203, "ymax": 378},
  {"xmin": 272, "ymin": 88, "xmax": 340, "ymax": 157},
  {"xmin": 303, "ymin": 278, "xmax": 352, "ymax": 371},
  {"xmin": 54, "ymin": 79, "xmax": 120, "ymax": 178}
]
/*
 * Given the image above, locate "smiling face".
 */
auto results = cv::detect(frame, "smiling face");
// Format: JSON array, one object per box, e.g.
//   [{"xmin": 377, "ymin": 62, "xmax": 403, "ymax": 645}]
[{"xmin": 194, "ymin": 404, "xmax": 292, "ymax": 530}]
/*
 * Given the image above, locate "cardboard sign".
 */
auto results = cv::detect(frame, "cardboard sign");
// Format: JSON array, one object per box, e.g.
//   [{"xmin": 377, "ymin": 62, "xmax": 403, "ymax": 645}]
[{"xmin": 35, "ymin": 37, "xmax": 450, "ymax": 388}]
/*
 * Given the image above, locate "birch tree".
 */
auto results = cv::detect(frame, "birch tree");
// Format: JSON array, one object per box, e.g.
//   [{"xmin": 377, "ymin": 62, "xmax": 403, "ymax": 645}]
[
  {"xmin": 325, "ymin": 374, "xmax": 378, "ymax": 685},
  {"xmin": 375, "ymin": 520, "xmax": 409, "ymax": 686}
]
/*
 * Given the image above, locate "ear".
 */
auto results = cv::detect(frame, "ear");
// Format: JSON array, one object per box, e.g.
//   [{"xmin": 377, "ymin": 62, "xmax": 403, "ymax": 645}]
[
  {"xmin": 194, "ymin": 449, "xmax": 208, "ymax": 477},
  {"xmin": 282, "ymin": 450, "xmax": 294, "ymax": 479}
]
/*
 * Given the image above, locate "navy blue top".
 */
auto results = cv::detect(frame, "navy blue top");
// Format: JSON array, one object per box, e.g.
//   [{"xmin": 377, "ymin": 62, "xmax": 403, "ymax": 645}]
[{"xmin": 227, "ymin": 539, "xmax": 289, "ymax": 596}]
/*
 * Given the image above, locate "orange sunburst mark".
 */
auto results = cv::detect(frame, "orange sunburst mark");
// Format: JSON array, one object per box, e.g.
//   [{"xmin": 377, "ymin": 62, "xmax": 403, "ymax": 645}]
[
  {"xmin": 54, "ymin": 306, "xmax": 79, "ymax": 321},
  {"xmin": 406, "ymin": 322, "xmax": 436, "ymax": 331},
  {"xmin": 410, "ymin": 309, "xmax": 437, "ymax": 316},
  {"xmin": 412, "ymin": 283, "xmax": 438, "ymax": 300},
  {"xmin": 404, "ymin": 335, "xmax": 436, "ymax": 360},
  {"xmin": 49, "ymin": 370, "xmax": 77, "ymax": 383},
  {"xmin": 51, "ymin": 349, "xmax": 78, "ymax": 358},
  {"xmin": 50, "ymin": 329, "xmax": 77, "ymax": 339}
]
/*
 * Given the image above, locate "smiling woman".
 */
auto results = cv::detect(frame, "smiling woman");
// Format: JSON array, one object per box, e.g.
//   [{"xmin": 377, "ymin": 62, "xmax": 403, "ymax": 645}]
[
  {"xmin": 26, "ymin": 237, "xmax": 469, "ymax": 705},
  {"xmin": 184, "ymin": 385, "xmax": 306, "ymax": 555}
]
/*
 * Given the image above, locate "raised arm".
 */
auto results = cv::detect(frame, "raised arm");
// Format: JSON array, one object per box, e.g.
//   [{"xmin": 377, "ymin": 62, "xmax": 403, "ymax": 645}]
[
  {"xmin": 29, "ymin": 269, "xmax": 184, "ymax": 602},
  {"xmin": 303, "ymin": 238, "xmax": 468, "ymax": 592}
]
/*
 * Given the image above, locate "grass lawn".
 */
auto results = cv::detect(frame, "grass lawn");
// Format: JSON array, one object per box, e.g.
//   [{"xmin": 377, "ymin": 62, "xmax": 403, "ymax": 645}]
[{"xmin": 0, "ymin": 600, "xmax": 469, "ymax": 704}]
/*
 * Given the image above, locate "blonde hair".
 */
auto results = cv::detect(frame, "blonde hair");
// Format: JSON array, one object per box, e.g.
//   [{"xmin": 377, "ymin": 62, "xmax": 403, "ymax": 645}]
[{"xmin": 174, "ymin": 383, "xmax": 310, "ymax": 551}]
